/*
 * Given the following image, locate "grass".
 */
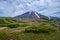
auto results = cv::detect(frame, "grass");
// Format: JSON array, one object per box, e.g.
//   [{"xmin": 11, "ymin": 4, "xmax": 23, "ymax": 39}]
[
  {"xmin": 0, "ymin": 24, "xmax": 59, "ymax": 40},
  {"xmin": 24, "ymin": 25, "xmax": 57, "ymax": 34},
  {"xmin": 0, "ymin": 24, "xmax": 20, "ymax": 28},
  {"xmin": 0, "ymin": 27, "xmax": 59, "ymax": 40},
  {"xmin": 0, "ymin": 18, "xmax": 60, "ymax": 40}
]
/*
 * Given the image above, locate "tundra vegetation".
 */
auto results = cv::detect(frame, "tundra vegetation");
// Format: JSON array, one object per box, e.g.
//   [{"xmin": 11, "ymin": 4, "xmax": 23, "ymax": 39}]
[{"xmin": 0, "ymin": 17, "xmax": 60, "ymax": 40}]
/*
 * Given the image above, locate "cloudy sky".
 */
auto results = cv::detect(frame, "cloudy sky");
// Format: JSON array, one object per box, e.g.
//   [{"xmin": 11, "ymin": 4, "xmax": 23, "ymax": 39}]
[{"xmin": 0, "ymin": 0, "xmax": 60, "ymax": 17}]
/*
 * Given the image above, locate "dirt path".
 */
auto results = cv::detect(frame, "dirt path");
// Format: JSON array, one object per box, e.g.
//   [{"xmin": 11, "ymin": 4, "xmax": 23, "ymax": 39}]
[
  {"xmin": 0, "ymin": 27, "xmax": 7, "ymax": 30},
  {"xmin": 11, "ymin": 27, "xmax": 29, "ymax": 33},
  {"xmin": 0, "ymin": 26, "xmax": 29, "ymax": 33}
]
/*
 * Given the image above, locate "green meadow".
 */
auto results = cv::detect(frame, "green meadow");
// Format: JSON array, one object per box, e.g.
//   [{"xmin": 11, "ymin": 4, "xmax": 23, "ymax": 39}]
[{"xmin": 0, "ymin": 17, "xmax": 60, "ymax": 40}]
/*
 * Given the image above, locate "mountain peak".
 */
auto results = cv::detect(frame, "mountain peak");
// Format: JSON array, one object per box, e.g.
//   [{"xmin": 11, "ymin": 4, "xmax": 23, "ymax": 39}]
[
  {"xmin": 29, "ymin": 10, "xmax": 36, "ymax": 14},
  {"xmin": 14, "ymin": 10, "xmax": 47, "ymax": 18}
]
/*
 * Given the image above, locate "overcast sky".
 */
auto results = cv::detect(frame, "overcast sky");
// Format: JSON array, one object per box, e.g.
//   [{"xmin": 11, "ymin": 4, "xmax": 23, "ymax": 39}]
[{"xmin": 0, "ymin": 0, "xmax": 60, "ymax": 17}]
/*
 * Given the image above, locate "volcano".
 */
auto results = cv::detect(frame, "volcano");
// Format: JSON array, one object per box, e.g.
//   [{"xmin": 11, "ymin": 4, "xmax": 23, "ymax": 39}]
[{"xmin": 14, "ymin": 10, "xmax": 48, "ymax": 18}]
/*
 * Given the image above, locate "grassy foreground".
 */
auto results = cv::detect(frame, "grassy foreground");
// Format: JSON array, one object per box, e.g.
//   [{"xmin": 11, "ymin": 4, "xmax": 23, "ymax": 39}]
[
  {"xmin": 0, "ymin": 18, "xmax": 60, "ymax": 40},
  {"xmin": 0, "ymin": 25, "xmax": 59, "ymax": 40}
]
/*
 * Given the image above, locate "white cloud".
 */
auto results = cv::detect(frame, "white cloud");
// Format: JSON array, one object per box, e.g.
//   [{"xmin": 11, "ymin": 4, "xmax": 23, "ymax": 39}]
[{"xmin": 0, "ymin": 0, "xmax": 60, "ymax": 17}]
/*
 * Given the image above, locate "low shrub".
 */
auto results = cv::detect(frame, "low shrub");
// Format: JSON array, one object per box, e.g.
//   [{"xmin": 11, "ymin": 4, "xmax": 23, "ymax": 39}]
[
  {"xmin": 7, "ymin": 24, "xmax": 20, "ymax": 28},
  {"xmin": 24, "ymin": 25, "xmax": 57, "ymax": 34},
  {"xmin": 0, "ymin": 19, "xmax": 8, "ymax": 24},
  {"xmin": 0, "ymin": 23, "xmax": 29, "ymax": 28}
]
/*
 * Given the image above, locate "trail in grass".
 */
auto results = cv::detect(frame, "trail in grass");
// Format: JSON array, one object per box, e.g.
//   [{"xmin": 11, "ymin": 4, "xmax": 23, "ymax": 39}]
[
  {"xmin": 0, "ymin": 27, "xmax": 7, "ymax": 30},
  {"xmin": 11, "ymin": 27, "xmax": 29, "ymax": 33}
]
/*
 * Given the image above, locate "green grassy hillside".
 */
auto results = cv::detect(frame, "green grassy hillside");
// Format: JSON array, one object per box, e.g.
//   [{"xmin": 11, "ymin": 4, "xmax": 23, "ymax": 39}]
[
  {"xmin": 0, "ymin": 18, "xmax": 58, "ymax": 28},
  {"xmin": 0, "ymin": 17, "xmax": 60, "ymax": 40}
]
